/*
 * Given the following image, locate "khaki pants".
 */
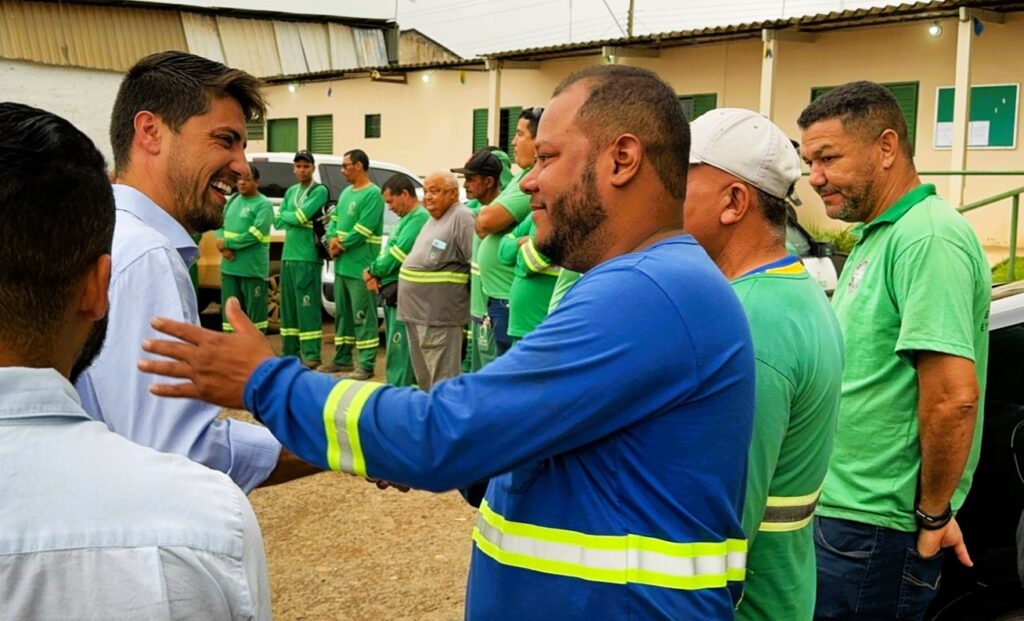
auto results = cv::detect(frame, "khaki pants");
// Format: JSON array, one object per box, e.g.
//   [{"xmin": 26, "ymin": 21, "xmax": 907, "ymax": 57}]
[{"xmin": 406, "ymin": 323, "xmax": 463, "ymax": 391}]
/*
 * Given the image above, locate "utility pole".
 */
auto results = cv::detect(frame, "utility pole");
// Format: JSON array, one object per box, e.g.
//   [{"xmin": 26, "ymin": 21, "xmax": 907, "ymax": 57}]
[{"xmin": 627, "ymin": 0, "xmax": 636, "ymax": 37}]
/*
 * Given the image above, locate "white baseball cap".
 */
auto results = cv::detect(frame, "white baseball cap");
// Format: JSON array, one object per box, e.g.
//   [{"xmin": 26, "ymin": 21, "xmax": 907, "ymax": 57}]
[{"xmin": 688, "ymin": 108, "xmax": 802, "ymax": 199}]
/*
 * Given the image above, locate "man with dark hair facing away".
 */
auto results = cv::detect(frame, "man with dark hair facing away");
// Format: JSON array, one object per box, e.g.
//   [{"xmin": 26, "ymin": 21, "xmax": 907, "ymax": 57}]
[
  {"xmin": 216, "ymin": 163, "xmax": 272, "ymax": 333},
  {"xmin": 142, "ymin": 64, "xmax": 756, "ymax": 620},
  {"xmin": 322, "ymin": 148, "xmax": 384, "ymax": 380},
  {"xmin": 76, "ymin": 50, "xmax": 315, "ymax": 492},
  {"xmin": 799, "ymin": 80, "xmax": 990, "ymax": 620},
  {"xmin": 363, "ymin": 174, "xmax": 429, "ymax": 387},
  {"xmin": 0, "ymin": 101, "xmax": 269, "ymax": 619}
]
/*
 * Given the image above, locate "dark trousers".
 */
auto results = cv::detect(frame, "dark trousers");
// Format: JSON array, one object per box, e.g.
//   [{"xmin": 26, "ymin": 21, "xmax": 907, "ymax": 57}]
[
  {"xmin": 486, "ymin": 297, "xmax": 512, "ymax": 356},
  {"xmin": 814, "ymin": 516, "xmax": 944, "ymax": 621}
]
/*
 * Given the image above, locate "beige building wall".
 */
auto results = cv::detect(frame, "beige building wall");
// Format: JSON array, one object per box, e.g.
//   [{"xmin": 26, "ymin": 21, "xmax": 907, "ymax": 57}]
[{"xmin": 255, "ymin": 17, "xmax": 1023, "ymax": 251}]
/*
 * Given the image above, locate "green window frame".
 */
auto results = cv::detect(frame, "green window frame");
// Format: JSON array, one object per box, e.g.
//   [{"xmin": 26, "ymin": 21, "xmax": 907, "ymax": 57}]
[
  {"xmin": 267, "ymin": 118, "xmax": 298, "ymax": 153},
  {"xmin": 307, "ymin": 114, "xmax": 333, "ymax": 154},
  {"xmin": 811, "ymin": 82, "xmax": 919, "ymax": 154},
  {"xmin": 365, "ymin": 114, "xmax": 382, "ymax": 139},
  {"xmin": 678, "ymin": 93, "xmax": 718, "ymax": 121},
  {"xmin": 471, "ymin": 106, "xmax": 525, "ymax": 155},
  {"xmin": 246, "ymin": 120, "xmax": 265, "ymax": 141}
]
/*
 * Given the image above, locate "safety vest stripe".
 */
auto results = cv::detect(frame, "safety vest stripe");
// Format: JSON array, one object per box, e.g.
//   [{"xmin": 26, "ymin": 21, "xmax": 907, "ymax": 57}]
[
  {"xmin": 473, "ymin": 501, "xmax": 746, "ymax": 590},
  {"xmin": 520, "ymin": 239, "xmax": 551, "ymax": 273},
  {"xmin": 248, "ymin": 226, "xmax": 271, "ymax": 244},
  {"xmin": 298, "ymin": 330, "xmax": 323, "ymax": 341},
  {"xmin": 354, "ymin": 223, "xmax": 374, "ymax": 238},
  {"xmin": 399, "ymin": 268, "xmax": 470, "ymax": 285},
  {"xmin": 356, "ymin": 338, "xmax": 379, "ymax": 349},
  {"xmin": 758, "ymin": 485, "xmax": 822, "ymax": 533},
  {"xmin": 323, "ymin": 379, "xmax": 383, "ymax": 475},
  {"xmin": 389, "ymin": 246, "xmax": 408, "ymax": 263}
]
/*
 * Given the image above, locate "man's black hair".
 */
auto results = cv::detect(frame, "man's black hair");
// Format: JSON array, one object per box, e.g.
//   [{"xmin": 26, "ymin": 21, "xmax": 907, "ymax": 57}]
[
  {"xmin": 345, "ymin": 149, "xmax": 370, "ymax": 172},
  {"xmin": 382, "ymin": 174, "xmax": 417, "ymax": 198},
  {"xmin": 797, "ymin": 81, "xmax": 913, "ymax": 159}
]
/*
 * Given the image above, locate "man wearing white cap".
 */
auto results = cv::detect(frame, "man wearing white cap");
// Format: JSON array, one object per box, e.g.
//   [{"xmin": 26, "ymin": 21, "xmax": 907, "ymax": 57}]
[{"xmin": 683, "ymin": 108, "xmax": 845, "ymax": 621}]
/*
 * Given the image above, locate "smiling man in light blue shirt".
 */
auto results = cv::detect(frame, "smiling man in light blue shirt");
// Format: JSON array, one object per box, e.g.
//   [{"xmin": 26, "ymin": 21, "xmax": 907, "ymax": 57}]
[
  {"xmin": 74, "ymin": 51, "xmax": 315, "ymax": 491},
  {"xmin": 0, "ymin": 102, "xmax": 270, "ymax": 620}
]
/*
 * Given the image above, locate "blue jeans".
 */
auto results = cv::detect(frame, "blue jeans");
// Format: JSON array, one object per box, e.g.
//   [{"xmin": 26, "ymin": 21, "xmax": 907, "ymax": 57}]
[
  {"xmin": 814, "ymin": 516, "xmax": 944, "ymax": 620},
  {"xmin": 487, "ymin": 298, "xmax": 512, "ymax": 355}
]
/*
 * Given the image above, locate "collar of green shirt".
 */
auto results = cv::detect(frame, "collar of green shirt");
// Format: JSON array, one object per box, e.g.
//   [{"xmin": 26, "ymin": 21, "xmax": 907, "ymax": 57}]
[{"xmin": 851, "ymin": 183, "xmax": 937, "ymax": 241}]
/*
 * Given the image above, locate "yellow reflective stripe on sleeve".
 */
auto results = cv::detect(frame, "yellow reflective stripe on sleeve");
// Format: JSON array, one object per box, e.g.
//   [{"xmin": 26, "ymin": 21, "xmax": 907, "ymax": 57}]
[
  {"xmin": 470, "ymin": 261, "xmax": 481, "ymax": 276},
  {"xmin": 758, "ymin": 484, "xmax": 822, "ymax": 533},
  {"xmin": 389, "ymin": 246, "xmax": 408, "ymax": 263},
  {"xmin": 323, "ymin": 379, "xmax": 384, "ymax": 475},
  {"xmin": 369, "ymin": 236, "xmax": 383, "ymax": 245},
  {"xmin": 520, "ymin": 239, "xmax": 551, "ymax": 273},
  {"xmin": 473, "ymin": 500, "xmax": 747, "ymax": 590},
  {"xmin": 354, "ymin": 223, "xmax": 374, "ymax": 238},
  {"xmin": 221, "ymin": 323, "xmax": 233, "ymax": 331},
  {"xmin": 295, "ymin": 209, "xmax": 309, "ymax": 224},
  {"xmin": 356, "ymin": 338, "xmax": 379, "ymax": 349},
  {"xmin": 541, "ymin": 266, "xmax": 561, "ymax": 277},
  {"xmin": 399, "ymin": 268, "xmax": 469, "ymax": 285},
  {"xmin": 298, "ymin": 330, "xmax": 323, "ymax": 341},
  {"xmin": 223, "ymin": 231, "xmax": 241, "ymax": 239},
  {"xmin": 248, "ymin": 226, "xmax": 271, "ymax": 244}
]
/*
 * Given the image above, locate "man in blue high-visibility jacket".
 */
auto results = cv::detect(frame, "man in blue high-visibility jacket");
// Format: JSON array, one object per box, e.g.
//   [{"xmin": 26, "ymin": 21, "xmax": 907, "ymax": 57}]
[{"xmin": 142, "ymin": 65, "xmax": 756, "ymax": 620}]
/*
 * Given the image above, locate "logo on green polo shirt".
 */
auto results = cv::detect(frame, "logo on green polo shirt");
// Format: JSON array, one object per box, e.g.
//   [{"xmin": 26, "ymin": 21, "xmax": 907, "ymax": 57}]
[{"xmin": 849, "ymin": 261, "xmax": 868, "ymax": 295}]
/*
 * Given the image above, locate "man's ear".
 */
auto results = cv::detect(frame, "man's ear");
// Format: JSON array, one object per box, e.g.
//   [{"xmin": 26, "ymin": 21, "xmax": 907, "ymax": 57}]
[
  {"xmin": 877, "ymin": 128, "xmax": 900, "ymax": 170},
  {"xmin": 79, "ymin": 254, "xmax": 111, "ymax": 322},
  {"xmin": 608, "ymin": 134, "xmax": 642, "ymax": 188},
  {"xmin": 720, "ymin": 182, "xmax": 752, "ymax": 226},
  {"xmin": 133, "ymin": 111, "xmax": 164, "ymax": 158}
]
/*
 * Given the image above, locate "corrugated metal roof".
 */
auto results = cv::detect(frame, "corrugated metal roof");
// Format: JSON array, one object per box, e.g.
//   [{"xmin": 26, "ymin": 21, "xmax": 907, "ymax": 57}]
[
  {"xmin": 273, "ymin": 20, "xmax": 307, "ymax": 75},
  {"xmin": 181, "ymin": 12, "xmax": 224, "ymax": 63},
  {"xmin": 328, "ymin": 22, "xmax": 360, "ymax": 71},
  {"xmin": 353, "ymin": 27, "xmax": 388, "ymax": 67},
  {"xmin": 217, "ymin": 15, "xmax": 282, "ymax": 77},
  {"xmin": 261, "ymin": 57, "xmax": 485, "ymax": 84},
  {"xmin": 483, "ymin": 0, "xmax": 1024, "ymax": 60},
  {"xmin": 297, "ymin": 21, "xmax": 330, "ymax": 73}
]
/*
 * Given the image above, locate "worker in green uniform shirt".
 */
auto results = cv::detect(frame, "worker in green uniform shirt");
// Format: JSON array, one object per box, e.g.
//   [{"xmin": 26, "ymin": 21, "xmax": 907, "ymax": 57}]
[
  {"xmin": 498, "ymin": 213, "xmax": 559, "ymax": 341},
  {"xmin": 683, "ymin": 108, "xmax": 844, "ymax": 621},
  {"xmin": 451, "ymin": 147, "xmax": 510, "ymax": 371},
  {"xmin": 363, "ymin": 175, "xmax": 429, "ymax": 387},
  {"xmin": 322, "ymin": 149, "xmax": 383, "ymax": 381},
  {"xmin": 216, "ymin": 164, "xmax": 272, "ymax": 333},
  {"xmin": 475, "ymin": 108, "xmax": 540, "ymax": 356},
  {"xmin": 547, "ymin": 268, "xmax": 580, "ymax": 312},
  {"xmin": 277, "ymin": 150, "xmax": 328, "ymax": 368}
]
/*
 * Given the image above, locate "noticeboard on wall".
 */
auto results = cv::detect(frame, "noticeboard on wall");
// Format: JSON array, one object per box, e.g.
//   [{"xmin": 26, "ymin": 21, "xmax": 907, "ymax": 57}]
[{"xmin": 934, "ymin": 83, "xmax": 1019, "ymax": 149}]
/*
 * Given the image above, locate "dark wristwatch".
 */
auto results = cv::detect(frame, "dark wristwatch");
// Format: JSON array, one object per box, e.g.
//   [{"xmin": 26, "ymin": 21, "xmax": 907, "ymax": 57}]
[{"xmin": 915, "ymin": 504, "xmax": 953, "ymax": 530}]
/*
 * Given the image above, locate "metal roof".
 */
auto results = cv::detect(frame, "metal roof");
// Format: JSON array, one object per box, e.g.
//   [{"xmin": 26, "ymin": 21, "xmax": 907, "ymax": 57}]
[
  {"xmin": 483, "ymin": 0, "xmax": 1024, "ymax": 61},
  {"xmin": 261, "ymin": 57, "xmax": 486, "ymax": 84}
]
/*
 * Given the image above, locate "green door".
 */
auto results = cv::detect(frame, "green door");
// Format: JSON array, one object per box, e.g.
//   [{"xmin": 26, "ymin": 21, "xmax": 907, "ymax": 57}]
[
  {"xmin": 307, "ymin": 115, "xmax": 334, "ymax": 154},
  {"xmin": 268, "ymin": 118, "xmax": 298, "ymax": 153}
]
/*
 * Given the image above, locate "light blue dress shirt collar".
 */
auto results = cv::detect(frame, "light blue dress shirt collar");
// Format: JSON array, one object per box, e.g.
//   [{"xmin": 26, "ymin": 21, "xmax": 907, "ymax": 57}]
[
  {"xmin": 0, "ymin": 367, "xmax": 85, "ymax": 423},
  {"xmin": 113, "ymin": 183, "xmax": 199, "ymax": 266}
]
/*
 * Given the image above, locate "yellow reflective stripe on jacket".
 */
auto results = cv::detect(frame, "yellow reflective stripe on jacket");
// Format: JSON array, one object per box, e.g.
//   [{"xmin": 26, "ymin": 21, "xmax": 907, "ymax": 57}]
[
  {"xmin": 248, "ymin": 226, "xmax": 271, "ymax": 244},
  {"xmin": 323, "ymin": 379, "xmax": 385, "ymax": 475},
  {"xmin": 295, "ymin": 208, "xmax": 309, "ymax": 225},
  {"xmin": 399, "ymin": 268, "xmax": 469, "ymax": 285},
  {"xmin": 758, "ymin": 485, "xmax": 822, "ymax": 533},
  {"xmin": 369, "ymin": 236, "xmax": 383, "ymax": 245},
  {"xmin": 389, "ymin": 246, "xmax": 408, "ymax": 263},
  {"xmin": 519, "ymin": 239, "xmax": 551, "ymax": 273},
  {"xmin": 223, "ymin": 231, "xmax": 241, "ymax": 239},
  {"xmin": 472, "ymin": 500, "xmax": 747, "ymax": 590},
  {"xmin": 353, "ymin": 223, "xmax": 374, "ymax": 238}
]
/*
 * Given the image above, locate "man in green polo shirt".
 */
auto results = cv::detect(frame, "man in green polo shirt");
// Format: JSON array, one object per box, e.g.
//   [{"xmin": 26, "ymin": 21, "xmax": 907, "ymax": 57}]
[
  {"xmin": 322, "ymin": 149, "xmax": 384, "ymax": 380},
  {"xmin": 683, "ymin": 108, "xmax": 844, "ymax": 621},
  {"xmin": 498, "ymin": 213, "xmax": 559, "ymax": 341},
  {"xmin": 475, "ymin": 108, "xmax": 541, "ymax": 356},
  {"xmin": 799, "ymin": 81, "xmax": 990, "ymax": 620},
  {"xmin": 216, "ymin": 164, "xmax": 272, "ymax": 333},
  {"xmin": 363, "ymin": 174, "xmax": 429, "ymax": 387},
  {"xmin": 277, "ymin": 150, "xmax": 328, "ymax": 368}
]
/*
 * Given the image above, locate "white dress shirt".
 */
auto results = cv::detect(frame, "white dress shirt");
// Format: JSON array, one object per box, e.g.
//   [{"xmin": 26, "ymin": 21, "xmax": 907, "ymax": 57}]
[
  {"xmin": 0, "ymin": 367, "xmax": 271, "ymax": 620},
  {"xmin": 75, "ymin": 184, "xmax": 281, "ymax": 492}
]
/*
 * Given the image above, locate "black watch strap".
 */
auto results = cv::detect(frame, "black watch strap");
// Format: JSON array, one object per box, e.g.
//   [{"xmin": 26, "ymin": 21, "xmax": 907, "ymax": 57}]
[{"xmin": 915, "ymin": 504, "xmax": 953, "ymax": 530}]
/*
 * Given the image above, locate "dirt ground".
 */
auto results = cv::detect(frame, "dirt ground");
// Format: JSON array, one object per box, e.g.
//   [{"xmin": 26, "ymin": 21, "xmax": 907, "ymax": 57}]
[{"xmin": 234, "ymin": 322, "xmax": 476, "ymax": 621}]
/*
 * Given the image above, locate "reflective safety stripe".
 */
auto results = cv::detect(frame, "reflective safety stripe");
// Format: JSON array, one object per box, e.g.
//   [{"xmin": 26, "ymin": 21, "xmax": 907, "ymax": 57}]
[
  {"xmin": 389, "ymin": 246, "xmax": 408, "ymax": 263},
  {"xmin": 758, "ymin": 485, "xmax": 822, "ymax": 533},
  {"xmin": 280, "ymin": 328, "xmax": 300, "ymax": 336},
  {"xmin": 399, "ymin": 268, "xmax": 469, "ymax": 285},
  {"xmin": 369, "ymin": 236, "xmax": 383, "ymax": 245},
  {"xmin": 222, "ymin": 323, "xmax": 233, "ymax": 332},
  {"xmin": 472, "ymin": 500, "xmax": 747, "ymax": 590},
  {"xmin": 354, "ymin": 223, "xmax": 374, "ymax": 238},
  {"xmin": 298, "ymin": 330, "xmax": 323, "ymax": 341},
  {"xmin": 323, "ymin": 378, "xmax": 385, "ymax": 475},
  {"xmin": 223, "ymin": 231, "xmax": 240, "ymax": 239},
  {"xmin": 356, "ymin": 338, "xmax": 379, "ymax": 349},
  {"xmin": 540, "ymin": 266, "xmax": 561, "ymax": 277},
  {"xmin": 295, "ymin": 209, "xmax": 309, "ymax": 225},
  {"xmin": 254, "ymin": 321, "xmax": 269, "ymax": 330},
  {"xmin": 248, "ymin": 226, "xmax": 271, "ymax": 244},
  {"xmin": 520, "ymin": 239, "xmax": 551, "ymax": 273},
  {"xmin": 470, "ymin": 261, "xmax": 481, "ymax": 276},
  {"xmin": 334, "ymin": 336, "xmax": 357, "ymax": 345}
]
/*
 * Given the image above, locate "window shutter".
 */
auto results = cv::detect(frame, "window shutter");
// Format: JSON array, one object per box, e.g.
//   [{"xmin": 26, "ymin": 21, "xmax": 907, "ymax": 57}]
[
  {"xmin": 692, "ymin": 94, "xmax": 717, "ymax": 119},
  {"xmin": 307, "ymin": 115, "xmax": 333, "ymax": 154},
  {"xmin": 267, "ymin": 118, "xmax": 298, "ymax": 153},
  {"xmin": 472, "ymin": 108, "xmax": 489, "ymax": 152}
]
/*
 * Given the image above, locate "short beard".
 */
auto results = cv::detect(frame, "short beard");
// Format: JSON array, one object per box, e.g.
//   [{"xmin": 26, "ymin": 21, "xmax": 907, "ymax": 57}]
[
  {"xmin": 535, "ymin": 158, "xmax": 608, "ymax": 272},
  {"xmin": 168, "ymin": 150, "xmax": 225, "ymax": 233},
  {"xmin": 70, "ymin": 316, "xmax": 108, "ymax": 384}
]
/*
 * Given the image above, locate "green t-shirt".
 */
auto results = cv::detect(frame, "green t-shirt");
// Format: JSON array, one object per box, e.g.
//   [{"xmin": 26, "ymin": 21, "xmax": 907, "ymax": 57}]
[
  {"xmin": 818, "ymin": 183, "xmax": 991, "ymax": 532},
  {"xmin": 277, "ymin": 182, "xmax": 328, "ymax": 263},
  {"xmin": 499, "ymin": 214, "xmax": 559, "ymax": 338},
  {"xmin": 731, "ymin": 258, "xmax": 844, "ymax": 621},
  {"xmin": 548, "ymin": 269, "xmax": 582, "ymax": 312},
  {"xmin": 368, "ymin": 205, "xmax": 429, "ymax": 286},
  {"xmin": 328, "ymin": 184, "xmax": 384, "ymax": 278},
  {"xmin": 478, "ymin": 168, "xmax": 533, "ymax": 301},
  {"xmin": 216, "ymin": 193, "xmax": 272, "ymax": 279}
]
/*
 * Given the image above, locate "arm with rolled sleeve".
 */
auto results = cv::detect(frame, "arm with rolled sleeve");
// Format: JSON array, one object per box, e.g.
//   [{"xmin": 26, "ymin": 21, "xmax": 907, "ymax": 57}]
[
  {"xmin": 75, "ymin": 248, "xmax": 281, "ymax": 492},
  {"xmin": 244, "ymin": 267, "xmax": 699, "ymax": 491},
  {"xmin": 498, "ymin": 217, "xmax": 529, "ymax": 266},
  {"xmin": 341, "ymin": 189, "xmax": 384, "ymax": 251}
]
